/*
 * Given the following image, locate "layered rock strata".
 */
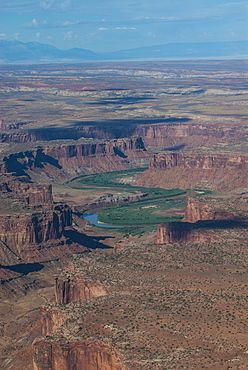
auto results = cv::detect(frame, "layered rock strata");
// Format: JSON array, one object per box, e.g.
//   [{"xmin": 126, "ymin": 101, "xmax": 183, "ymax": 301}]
[
  {"xmin": 0, "ymin": 204, "xmax": 72, "ymax": 261},
  {"xmin": 33, "ymin": 340, "xmax": 125, "ymax": 370},
  {"xmin": 150, "ymin": 152, "xmax": 248, "ymax": 170},
  {"xmin": 0, "ymin": 122, "xmax": 241, "ymax": 151},
  {"xmin": 55, "ymin": 276, "xmax": 109, "ymax": 304},
  {"xmin": 0, "ymin": 174, "xmax": 53, "ymax": 206},
  {"xmin": 183, "ymin": 196, "xmax": 236, "ymax": 223},
  {"xmin": 133, "ymin": 123, "xmax": 241, "ymax": 150},
  {"xmin": 157, "ymin": 221, "xmax": 217, "ymax": 244},
  {"xmin": 157, "ymin": 195, "xmax": 247, "ymax": 244},
  {"xmin": 0, "ymin": 138, "xmax": 149, "ymax": 179},
  {"xmin": 41, "ymin": 307, "xmax": 66, "ymax": 336},
  {"xmin": 137, "ymin": 152, "xmax": 248, "ymax": 191}
]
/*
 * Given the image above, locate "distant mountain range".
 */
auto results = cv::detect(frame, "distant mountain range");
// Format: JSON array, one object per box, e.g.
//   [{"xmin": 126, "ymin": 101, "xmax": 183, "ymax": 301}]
[{"xmin": 0, "ymin": 40, "xmax": 247, "ymax": 63}]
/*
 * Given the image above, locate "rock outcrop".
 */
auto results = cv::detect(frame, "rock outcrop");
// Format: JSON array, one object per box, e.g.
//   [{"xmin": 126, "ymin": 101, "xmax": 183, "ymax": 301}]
[
  {"xmin": 156, "ymin": 221, "xmax": 217, "ymax": 244},
  {"xmin": 150, "ymin": 152, "xmax": 248, "ymax": 170},
  {"xmin": 0, "ymin": 138, "xmax": 149, "ymax": 180},
  {"xmin": 0, "ymin": 204, "xmax": 72, "ymax": 261},
  {"xmin": 157, "ymin": 195, "xmax": 247, "ymax": 244},
  {"xmin": 183, "ymin": 196, "xmax": 235, "ymax": 223},
  {"xmin": 136, "ymin": 152, "xmax": 248, "ymax": 191},
  {"xmin": 55, "ymin": 277, "xmax": 109, "ymax": 304},
  {"xmin": 40, "ymin": 307, "xmax": 66, "ymax": 336},
  {"xmin": 0, "ymin": 122, "xmax": 242, "ymax": 151},
  {"xmin": 133, "ymin": 123, "xmax": 241, "ymax": 150},
  {"xmin": 33, "ymin": 340, "xmax": 125, "ymax": 370},
  {"xmin": 0, "ymin": 174, "xmax": 53, "ymax": 206}
]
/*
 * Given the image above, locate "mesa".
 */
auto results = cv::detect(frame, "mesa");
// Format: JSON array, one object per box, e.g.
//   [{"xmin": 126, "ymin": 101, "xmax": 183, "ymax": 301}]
[{"xmin": 0, "ymin": 61, "xmax": 248, "ymax": 370}]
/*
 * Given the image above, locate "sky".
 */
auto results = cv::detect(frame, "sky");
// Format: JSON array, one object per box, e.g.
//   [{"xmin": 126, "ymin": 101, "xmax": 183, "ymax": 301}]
[{"xmin": 0, "ymin": 0, "xmax": 248, "ymax": 52}]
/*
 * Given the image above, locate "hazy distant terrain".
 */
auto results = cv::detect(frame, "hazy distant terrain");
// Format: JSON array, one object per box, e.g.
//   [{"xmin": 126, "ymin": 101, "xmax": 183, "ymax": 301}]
[{"xmin": 0, "ymin": 40, "xmax": 247, "ymax": 63}]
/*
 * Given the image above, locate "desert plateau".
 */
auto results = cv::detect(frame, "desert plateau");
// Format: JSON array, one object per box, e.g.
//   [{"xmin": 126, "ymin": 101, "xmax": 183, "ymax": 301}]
[{"xmin": 0, "ymin": 60, "xmax": 248, "ymax": 369}]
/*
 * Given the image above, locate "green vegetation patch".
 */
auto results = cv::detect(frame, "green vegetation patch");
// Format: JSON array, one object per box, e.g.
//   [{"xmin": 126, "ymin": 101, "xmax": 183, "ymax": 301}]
[
  {"xmin": 76, "ymin": 169, "xmax": 187, "ymax": 230},
  {"xmin": 98, "ymin": 197, "xmax": 185, "ymax": 226},
  {"xmin": 74, "ymin": 168, "xmax": 186, "ymax": 200},
  {"xmin": 75, "ymin": 168, "xmax": 147, "ymax": 189}
]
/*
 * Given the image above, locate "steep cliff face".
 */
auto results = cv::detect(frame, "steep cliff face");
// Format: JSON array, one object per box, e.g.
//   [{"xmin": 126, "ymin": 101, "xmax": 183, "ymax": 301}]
[
  {"xmin": 156, "ymin": 222, "xmax": 217, "ymax": 244},
  {"xmin": 55, "ymin": 277, "xmax": 109, "ymax": 304},
  {"xmin": 150, "ymin": 152, "xmax": 248, "ymax": 170},
  {"xmin": 0, "ymin": 204, "xmax": 72, "ymax": 261},
  {"xmin": 33, "ymin": 340, "xmax": 125, "ymax": 370},
  {"xmin": 157, "ymin": 194, "xmax": 246, "ymax": 244},
  {"xmin": 0, "ymin": 175, "xmax": 53, "ymax": 206},
  {"xmin": 183, "ymin": 196, "xmax": 235, "ymax": 223},
  {"xmin": 0, "ymin": 122, "xmax": 241, "ymax": 151},
  {"xmin": 133, "ymin": 123, "xmax": 240, "ymax": 150},
  {"xmin": 136, "ymin": 152, "xmax": 248, "ymax": 191},
  {"xmin": 0, "ymin": 138, "xmax": 149, "ymax": 180},
  {"xmin": 40, "ymin": 307, "xmax": 66, "ymax": 336}
]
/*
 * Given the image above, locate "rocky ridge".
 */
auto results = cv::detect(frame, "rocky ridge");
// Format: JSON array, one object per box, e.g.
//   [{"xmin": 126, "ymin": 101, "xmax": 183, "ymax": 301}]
[
  {"xmin": 157, "ymin": 195, "xmax": 247, "ymax": 244},
  {"xmin": 0, "ymin": 137, "xmax": 149, "ymax": 181},
  {"xmin": 0, "ymin": 122, "xmax": 243, "ymax": 152},
  {"xmin": 136, "ymin": 152, "xmax": 248, "ymax": 191}
]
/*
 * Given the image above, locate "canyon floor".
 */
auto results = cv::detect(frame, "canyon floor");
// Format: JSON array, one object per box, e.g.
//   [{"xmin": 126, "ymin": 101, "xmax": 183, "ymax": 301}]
[{"xmin": 0, "ymin": 60, "xmax": 247, "ymax": 369}]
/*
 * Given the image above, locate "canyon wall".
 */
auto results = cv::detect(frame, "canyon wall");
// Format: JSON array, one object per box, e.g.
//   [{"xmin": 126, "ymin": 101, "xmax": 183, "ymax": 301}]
[
  {"xmin": 40, "ymin": 307, "xmax": 66, "ymax": 336},
  {"xmin": 55, "ymin": 277, "xmax": 109, "ymax": 304},
  {"xmin": 156, "ymin": 221, "xmax": 217, "ymax": 244},
  {"xmin": 33, "ymin": 340, "xmax": 126, "ymax": 370},
  {"xmin": 0, "ymin": 138, "xmax": 149, "ymax": 180},
  {"xmin": 133, "ymin": 123, "xmax": 240, "ymax": 150},
  {"xmin": 0, "ymin": 204, "xmax": 73, "ymax": 262},
  {"xmin": 157, "ymin": 195, "xmax": 246, "ymax": 244},
  {"xmin": 0, "ymin": 123, "xmax": 241, "ymax": 151},
  {"xmin": 150, "ymin": 152, "xmax": 248, "ymax": 170},
  {"xmin": 137, "ymin": 152, "xmax": 248, "ymax": 191},
  {"xmin": 183, "ymin": 196, "xmax": 235, "ymax": 223},
  {"xmin": 0, "ymin": 175, "xmax": 53, "ymax": 206}
]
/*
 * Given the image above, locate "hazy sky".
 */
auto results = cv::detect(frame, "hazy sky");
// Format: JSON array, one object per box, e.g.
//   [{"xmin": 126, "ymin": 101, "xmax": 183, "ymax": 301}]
[{"xmin": 0, "ymin": 0, "xmax": 247, "ymax": 52}]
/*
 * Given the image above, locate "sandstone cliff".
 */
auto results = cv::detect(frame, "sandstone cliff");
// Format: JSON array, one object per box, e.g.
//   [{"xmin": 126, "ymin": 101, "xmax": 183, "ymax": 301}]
[
  {"xmin": 0, "ymin": 204, "xmax": 75, "ymax": 262},
  {"xmin": 157, "ymin": 195, "xmax": 247, "ymax": 244},
  {"xmin": 136, "ymin": 152, "xmax": 248, "ymax": 191},
  {"xmin": 0, "ymin": 122, "xmax": 242, "ymax": 152},
  {"xmin": 133, "ymin": 123, "xmax": 241, "ymax": 150},
  {"xmin": 0, "ymin": 138, "xmax": 149, "ymax": 180},
  {"xmin": 156, "ymin": 221, "xmax": 217, "ymax": 244},
  {"xmin": 55, "ymin": 276, "xmax": 109, "ymax": 304},
  {"xmin": 0, "ymin": 174, "xmax": 53, "ymax": 206},
  {"xmin": 33, "ymin": 340, "xmax": 125, "ymax": 370},
  {"xmin": 183, "ymin": 196, "xmax": 235, "ymax": 223},
  {"xmin": 40, "ymin": 307, "xmax": 66, "ymax": 336}
]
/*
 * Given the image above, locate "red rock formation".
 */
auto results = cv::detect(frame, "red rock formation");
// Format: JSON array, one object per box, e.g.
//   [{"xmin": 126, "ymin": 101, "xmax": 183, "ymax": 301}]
[
  {"xmin": 55, "ymin": 277, "xmax": 108, "ymax": 304},
  {"xmin": 0, "ymin": 175, "xmax": 53, "ymax": 206},
  {"xmin": 183, "ymin": 196, "xmax": 235, "ymax": 223},
  {"xmin": 150, "ymin": 152, "xmax": 248, "ymax": 170},
  {"xmin": 33, "ymin": 340, "xmax": 126, "ymax": 370},
  {"xmin": 0, "ymin": 138, "xmax": 149, "ymax": 179},
  {"xmin": 157, "ymin": 195, "xmax": 242, "ymax": 244},
  {"xmin": 136, "ymin": 152, "xmax": 248, "ymax": 191},
  {"xmin": 0, "ymin": 122, "xmax": 241, "ymax": 150},
  {"xmin": 0, "ymin": 204, "xmax": 72, "ymax": 261},
  {"xmin": 40, "ymin": 307, "xmax": 66, "ymax": 336},
  {"xmin": 156, "ymin": 222, "xmax": 217, "ymax": 244},
  {"xmin": 133, "ymin": 123, "xmax": 241, "ymax": 150}
]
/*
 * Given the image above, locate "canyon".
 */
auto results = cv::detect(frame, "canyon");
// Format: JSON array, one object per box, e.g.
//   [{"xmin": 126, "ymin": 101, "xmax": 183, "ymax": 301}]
[
  {"xmin": 0, "ymin": 60, "xmax": 247, "ymax": 370},
  {"xmin": 0, "ymin": 138, "xmax": 149, "ymax": 181},
  {"xmin": 136, "ymin": 152, "xmax": 248, "ymax": 191}
]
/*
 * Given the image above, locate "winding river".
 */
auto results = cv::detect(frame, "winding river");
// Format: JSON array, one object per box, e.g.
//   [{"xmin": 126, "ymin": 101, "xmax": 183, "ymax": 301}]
[{"xmin": 82, "ymin": 214, "xmax": 124, "ymax": 228}]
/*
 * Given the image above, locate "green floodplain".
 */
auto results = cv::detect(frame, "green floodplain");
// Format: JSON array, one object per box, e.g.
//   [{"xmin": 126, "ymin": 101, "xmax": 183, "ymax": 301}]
[{"xmin": 69, "ymin": 168, "xmax": 211, "ymax": 236}]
